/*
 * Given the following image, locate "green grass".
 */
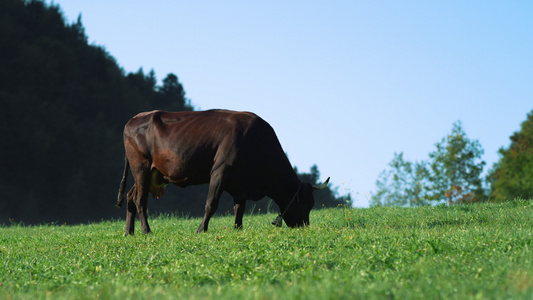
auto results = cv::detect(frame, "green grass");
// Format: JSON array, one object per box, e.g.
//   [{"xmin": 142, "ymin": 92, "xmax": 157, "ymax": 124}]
[{"xmin": 2, "ymin": 201, "xmax": 533, "ymax": 299}]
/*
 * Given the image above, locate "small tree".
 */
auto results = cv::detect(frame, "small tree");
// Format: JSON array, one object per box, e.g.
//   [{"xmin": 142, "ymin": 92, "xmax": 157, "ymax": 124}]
[
  {"xmin": 428, "ymin": 121, "xmax": 486, "ymax": 204},
  {"xmin": 371, "ymin": 152, "xmax": 430, "ymax": 207}
]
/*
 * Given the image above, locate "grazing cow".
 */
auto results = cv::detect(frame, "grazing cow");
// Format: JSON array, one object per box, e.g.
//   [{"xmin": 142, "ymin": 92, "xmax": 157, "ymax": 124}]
[{"xmin": 116, "ymin": 109, "xmax": 329, "ymax": 235}]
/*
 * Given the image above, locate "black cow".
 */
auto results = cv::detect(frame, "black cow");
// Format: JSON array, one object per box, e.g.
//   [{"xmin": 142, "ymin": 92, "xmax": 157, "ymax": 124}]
[{"xmin": 116, "ymin": 109, "xmax": 329, "ymax": 235}]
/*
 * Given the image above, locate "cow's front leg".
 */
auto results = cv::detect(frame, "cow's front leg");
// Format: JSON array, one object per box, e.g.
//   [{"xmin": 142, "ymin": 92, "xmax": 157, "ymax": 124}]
[
  {"xmin": 197, "ymin": 171, "xmax": 224, "ymax": 233},
  {"xmin": 233, "ymin": 199, "xmax": 246, "ymax": 229}
]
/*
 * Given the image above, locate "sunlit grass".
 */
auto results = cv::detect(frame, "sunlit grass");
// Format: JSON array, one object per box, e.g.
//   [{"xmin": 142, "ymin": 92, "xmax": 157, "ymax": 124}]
[{"xmin": 1, "ymin": 200, "xmax": 533, "ymax": 299}]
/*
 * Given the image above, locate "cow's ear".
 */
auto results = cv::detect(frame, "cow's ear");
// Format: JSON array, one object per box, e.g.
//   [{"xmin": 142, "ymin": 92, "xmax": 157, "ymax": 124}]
[{"xmin": 312, "ymin": 177, "xmax": 330, "ymax": 190}]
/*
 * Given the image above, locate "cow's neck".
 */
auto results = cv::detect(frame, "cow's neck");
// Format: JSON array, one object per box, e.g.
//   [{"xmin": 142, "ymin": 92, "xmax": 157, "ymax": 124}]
[{"xmin": 268, "ymin": 169, "xmax": 301, "ymax": 211}]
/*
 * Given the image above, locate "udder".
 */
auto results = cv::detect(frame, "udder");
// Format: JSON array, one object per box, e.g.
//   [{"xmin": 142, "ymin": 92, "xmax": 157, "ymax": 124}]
[{"xmin": 149, "ymin": 168, "xmax": 168, "ymax": 199}]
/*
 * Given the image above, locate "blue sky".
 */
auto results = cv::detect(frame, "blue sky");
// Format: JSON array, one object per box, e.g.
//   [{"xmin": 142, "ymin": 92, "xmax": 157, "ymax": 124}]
[{"xmin": 53, "ymin": 1, "xmax": 532, "ymax": 207}]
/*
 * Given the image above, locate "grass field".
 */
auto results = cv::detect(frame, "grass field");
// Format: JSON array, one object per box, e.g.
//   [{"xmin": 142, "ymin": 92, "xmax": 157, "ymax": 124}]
[{"xmin": 1, "ymin": 200, "xmax": 533, "ymax": 299}]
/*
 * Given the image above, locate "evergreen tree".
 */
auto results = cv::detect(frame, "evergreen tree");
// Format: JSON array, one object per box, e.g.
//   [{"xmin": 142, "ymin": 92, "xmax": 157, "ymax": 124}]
[
  {"xmin": 488, "ymin": 110, "xmax": 533, "ymax": 201},
  {"xmin": 157, "ymin": 73, "xmax": 191, "ymax": 111}
]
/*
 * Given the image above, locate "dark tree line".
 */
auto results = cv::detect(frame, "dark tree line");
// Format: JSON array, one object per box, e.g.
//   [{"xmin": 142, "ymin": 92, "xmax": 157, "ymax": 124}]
[{"xmin": 0, "ymin": 0, "xmax": 349, "ymax": 225}]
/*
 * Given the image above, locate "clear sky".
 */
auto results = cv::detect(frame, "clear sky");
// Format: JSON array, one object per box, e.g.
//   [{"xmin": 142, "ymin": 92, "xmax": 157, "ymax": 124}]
[{"xmin": 52, "ymin": 0, "xmax": 532, "ymax": 207}]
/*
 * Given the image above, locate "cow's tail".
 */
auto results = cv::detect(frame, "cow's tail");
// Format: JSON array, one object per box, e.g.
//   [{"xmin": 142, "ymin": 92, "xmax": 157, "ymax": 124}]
[{"xmin": 116, "ymin": 158, "xmax": 129, "ymax": 208}]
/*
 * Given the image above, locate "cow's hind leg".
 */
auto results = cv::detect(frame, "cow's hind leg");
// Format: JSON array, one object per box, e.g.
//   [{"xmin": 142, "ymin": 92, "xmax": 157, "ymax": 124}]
[
  {"xmin": 135, "ymin": 177, "xmax": 152, "ymax": 234},
  {"xmin": 233, "ymin": 198, "xmax": 246, "ymax": 229},
  {"xmin": 129, "ymin": 160, "xmax": 152, "ymax": 234},
  {"xmin": 124, "ymin": 185, "xmax": 137, "ymax": 236},
  {"xmin": 197, "ymin": 170, "xmax": 225, "ymax": 233}
]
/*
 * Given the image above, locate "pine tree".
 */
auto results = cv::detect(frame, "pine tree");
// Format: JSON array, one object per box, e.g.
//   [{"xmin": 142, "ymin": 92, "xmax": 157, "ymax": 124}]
[{"xmin": 157, "ymin": 73, "xmax": 190, "ymax": 111}]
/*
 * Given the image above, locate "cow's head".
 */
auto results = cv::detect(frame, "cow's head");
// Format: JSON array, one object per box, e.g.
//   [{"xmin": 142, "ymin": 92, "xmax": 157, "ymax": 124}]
[{"xmin": 282, "ymin": 177, "xmax": 330, "ymax": 227}]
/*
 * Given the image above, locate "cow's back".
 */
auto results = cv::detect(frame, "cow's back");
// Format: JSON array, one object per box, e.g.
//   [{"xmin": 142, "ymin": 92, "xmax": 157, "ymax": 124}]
[{"xmin": 123, "ymin": 110, "xmax": 291, "ymax": 192}]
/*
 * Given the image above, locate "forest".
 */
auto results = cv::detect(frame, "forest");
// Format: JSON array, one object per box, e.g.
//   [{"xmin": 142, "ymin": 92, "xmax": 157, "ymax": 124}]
[{"xmin": 0, "ymin": 0, "xmax": 350, "ymax": 225}]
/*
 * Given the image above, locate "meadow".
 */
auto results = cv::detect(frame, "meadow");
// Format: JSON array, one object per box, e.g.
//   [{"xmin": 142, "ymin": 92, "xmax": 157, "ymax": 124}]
[{"xmin": 1, "ymin": 201, "xmax": 533, "ymax": 299}]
